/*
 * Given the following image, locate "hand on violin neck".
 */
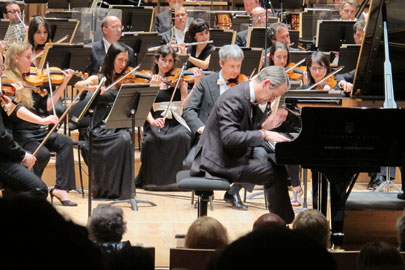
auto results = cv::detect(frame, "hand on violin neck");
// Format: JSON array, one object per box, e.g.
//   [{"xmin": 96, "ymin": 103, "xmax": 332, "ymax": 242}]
[
  {"xmin": 61, "ymin": 69, "xmax": 75, "ymax": 84},
  {"xmin": 150, "ymin": 74, "xmax": 163, "ymax": 87}
]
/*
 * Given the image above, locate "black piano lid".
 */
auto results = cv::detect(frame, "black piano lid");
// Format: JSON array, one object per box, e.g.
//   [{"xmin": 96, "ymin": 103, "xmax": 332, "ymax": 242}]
[
  {"xmin": 275, "ymin": 107, "xmax": 405, "ymax": 170},
  {"xmin": 353, "ymin": 0, "xmax": 405, "ymax": 100}
]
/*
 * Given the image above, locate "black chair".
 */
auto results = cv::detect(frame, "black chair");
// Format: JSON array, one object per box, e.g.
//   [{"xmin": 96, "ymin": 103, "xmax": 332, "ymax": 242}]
[{"xmin": 176, "ymin": 170, "xmax": 230, "ymax": 217}]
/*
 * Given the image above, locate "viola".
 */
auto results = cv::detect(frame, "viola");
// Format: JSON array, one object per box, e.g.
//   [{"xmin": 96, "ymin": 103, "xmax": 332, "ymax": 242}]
[
  {"xmin": 24, "ymin": 67, "xmax": 88, "ymax": 86},
  {"xmin": 226, "ymin": 74, "xmax": 249, "ymax": 87}
]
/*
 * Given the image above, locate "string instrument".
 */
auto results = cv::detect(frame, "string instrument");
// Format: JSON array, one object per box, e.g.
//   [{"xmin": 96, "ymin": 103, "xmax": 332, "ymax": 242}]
[
  {"xmin": 148, "ymin": 40, "xmax": 214, "ymax": 52},
  {"xmin": 305, "ymin": 66, "xmax": 344, "ymax": 91},
  {"xmin": 183, "ymin": 68, "xmax": 214, "ymax": 84},
  {"xmin": 0, "ymin": 77, "xmax": 40, "ymax": 97},
  {"xmin": 32, "ymin": 35, "xmax": 69, "ymax": 61},
  {"xmin": 285, "ymin": 59, "xmax": 307, "ymax": 81},
  {"xmin": 24, "ymin": 67, "xmax": 88, "ymax": 86},
  {"xmin": 226, "ymin": 74, "xmax": 249, "ymax": 87}
]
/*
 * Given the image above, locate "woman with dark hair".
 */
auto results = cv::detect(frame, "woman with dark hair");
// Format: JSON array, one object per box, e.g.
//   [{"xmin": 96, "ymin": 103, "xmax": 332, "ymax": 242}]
[
  {"xmin": 74, "ymin": 42, "xmax": 134, "ymax": 200},
  {"xmin": 301, "ymin": 51, "xmax": 334, "ymax": 90},
  {"xmin": 27, "ymin": 16, "xmax": 51, "ymax": 52},
  {"xmin": 184, "ymin": 19, "xmax": 214, "ymax": 70},
  {"xmin": 136, "ymin": 45, "xmax": 192, "ymax": 190},
  {"xmin": 268, "ymin": 41, "xmax": 289, "ymax": 67}
]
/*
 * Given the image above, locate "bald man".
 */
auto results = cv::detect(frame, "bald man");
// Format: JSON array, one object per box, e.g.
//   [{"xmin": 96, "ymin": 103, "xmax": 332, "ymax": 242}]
[
  {"xmin": 253, "ymin": 213, "xmax": 286, "ymax": 231},
  {"xmin": 236, "ymin": 6, "xmax": 266, "ymax": 47},
  {"xmin": 243, "ymin": 0, "xmax": 260, "ymax": 15}
]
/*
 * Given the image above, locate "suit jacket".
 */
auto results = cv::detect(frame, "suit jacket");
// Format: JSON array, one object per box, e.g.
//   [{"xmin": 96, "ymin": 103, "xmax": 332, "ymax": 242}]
[
  {"xmin": 160, "ymin": 30, "xmax": 171, "ymax": 45},
  {"xmin": 191, "ymin": 82, "xmax": 263, "ymax": 180},
  {"xmin": 154, "ymin": 10, "xmax": 171, "ymax": 34},
  {"xmin": 86, "ymin": 39, "xmax": 136, "ymax": 76},
  {"xmin": 335, "ymin": 69, "xmax": 355, "ymax": 84},
  {"xmin": 0, "ymin": 110, "xmax": 25, "ymax": 163},
  {"xmin": 183, "ymin": 73, "xmax": 220, "ymax": 135},
  {"xmin": 235, "ymin": 30, "xmax": 248, "ymax": 47}
]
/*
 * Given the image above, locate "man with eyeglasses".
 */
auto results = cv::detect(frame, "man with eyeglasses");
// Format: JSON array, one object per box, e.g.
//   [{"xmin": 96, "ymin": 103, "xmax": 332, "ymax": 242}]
[
  {"xmin": 2, "ymin": 1, "xmax": 26, "ymax": 47},
  {"xmin": 86, "ymin": 15, "xmax": 135, "ymax": 75},
  {"xmin": 160, "ymin": 6, "xmax": 189, "ymax": 45},
  {"xmin": 235, "ymin": 6, "xmax": 266, "ymax": 48}
]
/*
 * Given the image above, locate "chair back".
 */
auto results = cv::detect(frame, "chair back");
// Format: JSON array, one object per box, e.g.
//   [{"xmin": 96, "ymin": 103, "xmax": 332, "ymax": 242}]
[{"xmin": 170, "ymin": 247, "xmax": 217, "ymax": 270}]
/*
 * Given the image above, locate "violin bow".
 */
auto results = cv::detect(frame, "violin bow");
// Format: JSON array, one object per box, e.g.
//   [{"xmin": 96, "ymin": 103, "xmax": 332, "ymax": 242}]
[
  {"xmin": 46, "ymin": 62, "xmax": 57, "ymax": 116},
  {"xmin": 103, "ymin": 65, "xmax": 140, "ymax": 92},
  {"xmin": 34, "ymin": 77, "xmax": 107, "ymax": 157},
  {"xmin": 32, "ymin": 35, "xmax": 69, "ymax": 61},
  {"xmin": 285, "ymin": 58, "xmax": 306, "ymax": 73},
  {"xmin": 305, "ymin": 66, "xmax": 344, "ymax": 91}
]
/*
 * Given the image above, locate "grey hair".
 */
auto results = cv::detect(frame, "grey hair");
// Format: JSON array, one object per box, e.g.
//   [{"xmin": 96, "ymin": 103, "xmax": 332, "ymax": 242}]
[
  {"xmin": 255, "ymin": 66, "xmax": 290, "ymax": 90},
  {"xmin": 353, "ymin": 19, "xmax": 365, "ymax": 32},
  {"xmin": 219, "ymin": 44, "xmax": 244, "ymax": 63},
  {"xmin": 341, "ymin": 0, "xmax": 357, "ymax": 7}
]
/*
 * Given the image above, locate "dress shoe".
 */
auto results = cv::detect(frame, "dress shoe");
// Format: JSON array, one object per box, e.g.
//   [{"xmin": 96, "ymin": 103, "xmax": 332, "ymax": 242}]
[
  {"xmin": 367, "ymin": 175, "xmax": 385, "ymax": 190},
  {"xmin": 50, "ymin": 188, "xmax": 78, "ymax": 207},
  {"xmin": 223, "ymin": 192, "xmax": 248, "ymax": 211},
  {"xmin": 398, "ymin": 192, "xmax": 405, "ymax": 200}
]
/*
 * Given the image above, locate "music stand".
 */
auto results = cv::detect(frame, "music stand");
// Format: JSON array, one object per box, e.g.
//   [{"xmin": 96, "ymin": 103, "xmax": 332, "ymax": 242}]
[
  {"xmin": 338, "ymin": 44, "xmax": 360, "ymax": 74},
  {"xmin": 208, "ymin": 47, "xmax": 263, "ymax": 75},
  {"xmin": 45, "ymin": 18, "xmax": 80, "ymax": 43},
  {"xmin": 209, "ymin": 29, "xmax": 236, "ymax": 47},
  {"xmin": 232, "ymin": 14, "xmax": 249, "ymax": 32},
  {"xmin": 246, "ymin": 27, "xmax": 271, "ymax": 48},
  {"xmin": 47, "ymin": 0, "xmax": 90, "ymax": 9},
  {"xmin": 288, "ymin": 50, "xmax": 312, "ymax": 64},
  {"xmin": 270, "ymin": 0, "xmax": 302, "ymax": 9},
  {"xmin": 0, "ymin": 19, "xmax": 9, "ymax": 40},
  {"xmin": 119, "ymin": 32, "xmax": 162, "ymax": 66},
  {"xmin": 315, "ymin": 20, "xmax": 355, "ymax": 51},
  {"xmin": 104, "ymin": 83, "xmax": 159, "ymax": 211},
  {"xmin": 45, "ymin": 10, "xmax": 81, "ymax": 19},
  {"xmin": 109, "ymin": 5, "xmax": 154, "ymax": 32}
]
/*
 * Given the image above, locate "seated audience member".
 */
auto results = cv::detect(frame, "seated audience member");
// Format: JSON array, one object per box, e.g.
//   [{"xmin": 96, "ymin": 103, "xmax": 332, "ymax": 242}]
[
  {"xmin": 292, "ymin": 209, "xmax": 330, "ymax": 249},
  {"xmin": 252, "ymin": 213, "xmax": 286, "ymax": 231},
  {"xmin": 154, "ymin": 0, "xmax": 184, "ymax": 34},
  {"xmin": 208, "ymin": 228, "xmax": 336, "ymax": 270},
  {"xmin": 356, "ymin": 241, "xmax": 404, "ymax": 270},
  {"xmin": 0, "ymin": 196, "xmax": 104, "ymax": 269},
  {"xmin": 236, "ymin": 6, "xmax": 266, "ymax": 47},
  {"xmin": 185, "ymin": 216, "xmax": 229, "ymax": 250}
]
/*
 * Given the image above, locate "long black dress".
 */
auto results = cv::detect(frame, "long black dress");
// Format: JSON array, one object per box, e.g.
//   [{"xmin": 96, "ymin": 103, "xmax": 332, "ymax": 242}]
[
  {"xmin": 137, "ymin": 86, "xmax": 192, "ymax": 190},
  {"xmin": 81, "ymin": 88, "xmax": 134, "ymax": 200}
]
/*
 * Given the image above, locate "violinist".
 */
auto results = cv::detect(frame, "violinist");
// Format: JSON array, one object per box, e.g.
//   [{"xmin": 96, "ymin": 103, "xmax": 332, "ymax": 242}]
[
  {"xmin": 300, "ymin": 51, "xmax": 336, "ymax": 91},
  {"xmin": 184, "ymin": 19, "xmax": 215, "ymax": 70},
  {"xmin": 3, "ymin": 42, "xmax": 77, "ymax": 206},
  {"xmin": 268, "ymin": 41, "xmax": 289, "ymax": 68},
  {"xmin": 2, "ymin": 1, "xmax": 26, "ymax": 47},
  {"xmin": 73, "ymin": 42, "xmax": 135, "ymax": 200},
  {"xmin": 136, "ymin": 45, "xmax": 192, "ymax": 190},
  {"xmin": 0, "ymin": 52, "xmax": 48, "ymax": 200},
  {"xmin": 183, "ymin": 44, "xmax": 253, "ymax": 210},
  {"xmin": 27, "ymin": 16, "xmax": 51, "ymax": 67}
]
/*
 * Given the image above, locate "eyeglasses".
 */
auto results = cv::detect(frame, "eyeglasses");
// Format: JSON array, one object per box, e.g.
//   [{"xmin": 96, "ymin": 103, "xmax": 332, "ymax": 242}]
[
  {"xmin": 309, "ymin": 66, "xmax": 326, "ymax": 72},
  {"xmin": 6, "ymin": 9, "xmax": 21, "ymax": 14},
  {"xmin": 105, "ymin": 25, "xmax": 124, "ymax": 30},
  {"xmin": 252, "ymin": 14, "xmax": 265, "ymax": 19}
]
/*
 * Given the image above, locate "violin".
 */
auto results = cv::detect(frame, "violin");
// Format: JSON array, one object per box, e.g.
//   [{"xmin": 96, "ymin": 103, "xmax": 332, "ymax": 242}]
[
  {"xmin": 1, "ymin": 77, "xmax": 43, "ymax": 97},
  {"xmin": 226, "ymin": 74, "xmax": 249, "ymax": 87},
  {"xmin": 182, "ymin": 67, "xmax": 214, "ymax": 84},
  {"xmin": 319, "ymin": 75, "xmax": 337, "ymax": 89},
  {"xmin": 286, "ymin": 62, "xmax": 307, "ymax": 81},
  {"xmin": 24, "ymin": 67, "xmax": 88, "ymax": 86}
]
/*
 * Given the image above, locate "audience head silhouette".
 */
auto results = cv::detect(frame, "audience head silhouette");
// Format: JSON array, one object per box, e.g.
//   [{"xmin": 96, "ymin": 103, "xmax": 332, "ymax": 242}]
[
  {"xmin": 185, "ymin": 216, "xmax": 229, "ymax": 249},
  {"xmin": 396, "ymin": 212, "xmax": 405, "ymax": 251},
  {"xmin": 253, "ymin": 213, "xmax": 286, "ymax": 231},
  {"xmin": 356, "ymin": 241, "xmax": 404, "ymax": 270}
]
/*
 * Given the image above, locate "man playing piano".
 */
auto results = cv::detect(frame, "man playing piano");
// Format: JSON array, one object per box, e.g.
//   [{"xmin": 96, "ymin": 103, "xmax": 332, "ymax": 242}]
[{"xmin": 190, "ymin": 66, "xmax": 294, "ymax": 223}]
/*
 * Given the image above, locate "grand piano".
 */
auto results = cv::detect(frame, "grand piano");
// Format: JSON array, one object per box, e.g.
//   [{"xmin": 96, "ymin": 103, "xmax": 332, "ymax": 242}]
[{"xmin": 275, "ymin": 0, "xmax": 405, "ymax": 246}]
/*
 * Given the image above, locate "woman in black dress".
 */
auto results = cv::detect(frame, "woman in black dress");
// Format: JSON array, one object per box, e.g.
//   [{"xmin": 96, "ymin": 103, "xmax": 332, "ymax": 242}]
[
  {"xmin": 74, "ymin": 42, "xmax": 134, "ymax": 200},
  {"xmin": 4, "ymin": 42, "xmax": 77, "ymax": 206},
  {"xmin": 137, "ymin": 45, "xmax": 192, "ymax": 190}
]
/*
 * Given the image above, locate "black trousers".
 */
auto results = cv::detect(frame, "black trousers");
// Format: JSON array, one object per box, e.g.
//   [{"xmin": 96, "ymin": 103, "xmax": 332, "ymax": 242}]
[
  {"xmin": 21, "ymin": 133, "xmax": 76, "ymax": 190},
  {"xmin": 0, "ymin": 162, "xmax": 48, "ymax": 200}
]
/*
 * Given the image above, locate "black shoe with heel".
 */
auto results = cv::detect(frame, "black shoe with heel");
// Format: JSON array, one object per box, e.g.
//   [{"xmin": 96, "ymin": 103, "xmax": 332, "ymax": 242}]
[{"xmin": 50, "ymin": 188, "xmax": 77, "ymax": 207}]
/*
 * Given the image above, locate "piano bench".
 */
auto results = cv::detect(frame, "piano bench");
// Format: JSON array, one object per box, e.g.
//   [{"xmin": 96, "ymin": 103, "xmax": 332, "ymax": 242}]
[
  {"xmin": 176, "ymin": 170, "xmax": 230, "ymax": 217},
  {"xmin": 343, "ymin": 192, "xmax": 405, "ymax": 250}
]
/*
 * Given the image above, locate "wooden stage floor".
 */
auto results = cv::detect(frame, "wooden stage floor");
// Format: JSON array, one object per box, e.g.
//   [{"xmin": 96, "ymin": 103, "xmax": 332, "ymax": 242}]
[{"xmin": 46, "ymin": 180, "xmax": 389, "ymax": 268}]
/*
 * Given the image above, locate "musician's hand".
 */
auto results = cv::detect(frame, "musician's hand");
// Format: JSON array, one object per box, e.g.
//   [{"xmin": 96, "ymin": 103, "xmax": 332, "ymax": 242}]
[
  {"xmin": 338, "ymin": 80, "xmax": 353, "ymax": 93},
  {"xmin": 100, "ymin": 86, "xmax": 107, "ymax": 95},
  {"xmin": 177, "ymin": 43, "xmax": 187, "ymax": 54},
  {"xmin": 62, "ymin": 69, "xmax": 75, "ymax": 84},
  {"xmin": 262, "ymin": 108, "xmax": 288, "ymax": 130},
  {"xmin": 302, "ymin": 71, "xmax": 309, "ymax": 86},
  {"xmin": 11, "ymin": 82, "xmax": 24, "ymax": 93},
  {"xmin": 87, "ymin": 84, "xmax": 99, "ymax": 92},
  {"xmin": 197, "ymin": 126, "xmax": 204, "ymax": 134},
  {"xmin": 0, "ymin": 40, "xmax": 7, "ymax": 53},
  {"xmin": 193, "ymin": 68, "xmax": 204, "ymax": 86},
  {"xmin": 22, "ymin": 152, "xmax": 36, "ymax": 170},
  {"xmin": 263, "ymin": 130, "xmax": 291, "ymax": 142},
  {"xmin": 323, "ymin": 84, "xmax": 331, "ymax": 91},
  {"xmin": 41, "ymin": 115, "xmax": 59, "ymax": 125},
  {"xmin": 150, "ymin": 74, "xmax": 162, "ymax": 87},
  {"xmin": 1, "ymin": 95, "xmax": 16, "ymax": 116},
  {"xmin": 150, "ymin": 117, "xmax": 165, "ymax": 128}
]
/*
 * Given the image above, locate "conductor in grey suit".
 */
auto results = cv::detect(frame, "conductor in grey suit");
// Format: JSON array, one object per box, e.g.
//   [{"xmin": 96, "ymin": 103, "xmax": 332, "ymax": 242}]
[
  {"xmin": 86, "ymin": 16, "xmax": 135, "ymax": 75},
  {"xmin": 184, "ymin": 44, "xmax": 254, "ymax": 211},
  {"xmin": 191, "ymin": 66, "xmax": 294, "ymax": 223}
]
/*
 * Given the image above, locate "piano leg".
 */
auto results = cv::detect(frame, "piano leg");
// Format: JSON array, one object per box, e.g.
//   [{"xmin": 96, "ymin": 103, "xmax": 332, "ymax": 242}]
[{"xmin": 311, "ymin": 170, "xmax": 328, "ymax": 216}]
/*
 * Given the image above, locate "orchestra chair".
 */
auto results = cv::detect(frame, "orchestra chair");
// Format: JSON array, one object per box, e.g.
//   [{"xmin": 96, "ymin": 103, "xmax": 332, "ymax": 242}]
[
  {"xmin": 169, "ymin": 247, "xmax": 217, "ymax": 270},
  {"xmin": 176, "ymin": 170, "xmax": 230, "ymax": 217}
]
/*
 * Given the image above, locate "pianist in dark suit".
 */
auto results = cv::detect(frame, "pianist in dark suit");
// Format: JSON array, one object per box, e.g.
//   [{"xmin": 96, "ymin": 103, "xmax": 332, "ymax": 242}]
[
  {"xmin": 86, "ymin": 16, "xmax": 135, "ymax": 75},
  {"xmin": 154, "ymin": 0, "xmax": 184, "ymax": 34},
  {"xmin": 190, "ymin": 66, "xmax": 295, "ymax": 223},
  {"xmin": 235, "ymin": 6, "xmax": 266, "ymax": 48}
]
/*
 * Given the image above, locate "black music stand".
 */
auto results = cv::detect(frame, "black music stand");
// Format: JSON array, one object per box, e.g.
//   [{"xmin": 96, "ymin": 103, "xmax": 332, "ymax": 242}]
[
  {"xmin": 104, "ymin": 83, "xmax": 159, "ymax": 211},
  {"xmin": 47, "ymin": 0, "xmax": 90, "ymax": 9},
  {"xmin": 45, "ymin": 18, "xmax": 80, "ymax": 43},
  {"xmin": 315, "ymin": 20, "xmax": 355, "ymax": 51},
  {"xmin": 109, "ymin": 5, "xmax": 154, "ymax": 32},
  {"xmin": 0, "ymin": 19, "xmax": 9, "ymax": 40},
  {"xmin": 288, "ymin": 50, "xmax": 312, "ymax": 64},
  {"xmin": 338, "ymin": 44, "xmax": 360, "ymax": 74},
  {"xmin": 208, "ymin": 47, "xmax": 263, "ymax": 75},
  {"xmin": 209, "ymin": 29, "xmax": 236, "ymax": 47},
  {"xmin": 246, "ymin": 27, "xmax": 271, "ymax": 49},
  {"xmin": 119, "ymin": 32, "xmax": 162, "ymax": 66}
]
